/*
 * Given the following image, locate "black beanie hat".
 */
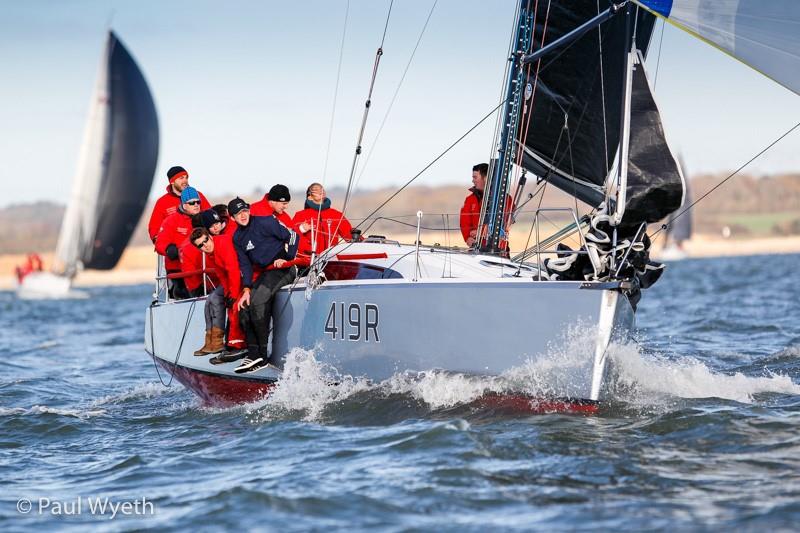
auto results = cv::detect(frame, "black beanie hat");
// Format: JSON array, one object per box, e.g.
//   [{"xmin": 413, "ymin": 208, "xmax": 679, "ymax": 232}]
[
  {"xmin": 268, "ymin": 184, "xmax": 291, "ymax": 202},
  {"xmin": 167, "ymin": 166, "xmax": 188, "ymax": 182},
  {"xmin": 200, "ymin": 209, "xmax": 222, "ymax": 230},
  {"xmin": 227, "ymin": 197, "xmax": 250, "ymax": 216}
]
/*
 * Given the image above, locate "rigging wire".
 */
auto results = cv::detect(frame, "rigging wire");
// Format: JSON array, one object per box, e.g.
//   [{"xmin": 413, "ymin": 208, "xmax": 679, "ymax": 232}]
[
  {"xmin": 653, "ymin": 17, "xmax": 665, "ymax": 90},
  {"xmin": 355, "ymin": 99, "xmax": 506, "ymax": 229},
  {"xmin": 653, "ymin": 120, "xmax": 800, "ymax": 238},
  {"xmin": 321, "ymin": 0, "xmax": 351, "ymax": 186},
  {"xmin": 353, "ymin": 0, "xmax": 438, "ymax": 190}
]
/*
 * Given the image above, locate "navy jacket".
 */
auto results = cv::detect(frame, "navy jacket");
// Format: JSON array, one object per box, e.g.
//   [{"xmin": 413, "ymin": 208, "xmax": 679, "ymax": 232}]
[{"xmin": 233, "ymin": 215, "xmax": 298, "ymax": 288}]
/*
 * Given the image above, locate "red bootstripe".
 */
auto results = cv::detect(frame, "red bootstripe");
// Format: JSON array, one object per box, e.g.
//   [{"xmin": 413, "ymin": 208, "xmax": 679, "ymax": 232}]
[{"xmin": 335, "ymin": 252, "xmax": 388, "ymax": 261}]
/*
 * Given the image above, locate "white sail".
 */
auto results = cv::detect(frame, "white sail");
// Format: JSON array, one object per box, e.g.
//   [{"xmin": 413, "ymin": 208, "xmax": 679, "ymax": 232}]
[
  {"xmin": 634, "ymin": 1, "xmax": 800, "ymax": 96},
  {"xmin": 53, "ymin": 38, "xmax": 112, "ymax": 277}
]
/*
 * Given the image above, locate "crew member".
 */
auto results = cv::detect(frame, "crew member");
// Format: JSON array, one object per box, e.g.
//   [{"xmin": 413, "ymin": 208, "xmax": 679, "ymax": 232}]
[
  {"xmin": 212, "ymin": 203, "xmax": 238, "ymax": 236},
  {"xmin": 250, "ymin": 184, "xmax": 294, "ymax": 228},
  {"xmin": 155, "ymin": 186, "xmax": 203, "ymax": 298},
  {"xmin": 147, "ymin": 166, "xmax": 210, "ymax": 242},
  {"xmin": 459, "ymin": 163, "xmax": 513, "ymax": 250},
  {"xmin": 292, "ymin": 183, "xmax": 353, "ymax": 262},
  {"xmin": 189, "ymin": 225, "xmax": 247, "ymax": 360},
  {"xmin": 231, "ymin": 197, "xmax": 299, "ymax": 373},
  {"xmin": 180, "ymin": 209, "xmax": 223, "ymax": 298}
]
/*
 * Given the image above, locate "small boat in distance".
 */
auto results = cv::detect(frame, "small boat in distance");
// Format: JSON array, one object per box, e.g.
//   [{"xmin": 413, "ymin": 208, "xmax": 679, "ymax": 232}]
[
  {"xmin": 17, "ymin": 31, "xmax": 159, "ymax": 299},
  {"xmin": 658, "ymin": 159, "xmax": 693, "ymax": 261}
]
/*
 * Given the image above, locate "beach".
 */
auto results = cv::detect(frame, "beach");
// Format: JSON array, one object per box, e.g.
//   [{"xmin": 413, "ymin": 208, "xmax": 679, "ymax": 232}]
[{"xmin": 3, "ymin": 234, "xmax": 800, "ymax": 290}]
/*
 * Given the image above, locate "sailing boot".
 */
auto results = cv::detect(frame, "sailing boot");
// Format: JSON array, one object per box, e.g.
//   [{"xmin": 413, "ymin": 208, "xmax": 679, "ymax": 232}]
[
  {"xmin": 205, "ymin": 327, "xmax": 225, "ymax": 355},
  {"xmin": 193, "ymin": 330, "xmax": 212, "ymax": 356}
]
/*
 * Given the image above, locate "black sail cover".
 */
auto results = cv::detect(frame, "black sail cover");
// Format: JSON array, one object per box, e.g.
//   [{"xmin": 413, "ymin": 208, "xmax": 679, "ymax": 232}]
[
  {"xmin": 83, "ymin": 32, "xmax": 159, "ymax": 269},
  {"xmin": 518, "ymin": 3, "xmax": 683, "ymax": 229}
]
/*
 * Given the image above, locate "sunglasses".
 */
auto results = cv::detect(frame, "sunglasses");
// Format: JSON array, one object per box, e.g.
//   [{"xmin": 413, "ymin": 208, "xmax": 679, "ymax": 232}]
[
  {"xmin": 186, "ymin": 200, "xmax": 201, "ymax": 206},
  {"xmin": 193, "ymin": 236, "xmax": 210, "ymax": 249}
]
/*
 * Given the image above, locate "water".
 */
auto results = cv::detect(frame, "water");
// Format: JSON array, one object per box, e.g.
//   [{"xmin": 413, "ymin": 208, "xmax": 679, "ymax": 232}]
[{"xmin": 2, "ymin": 254, "xmax": 799, "ymax": 530}]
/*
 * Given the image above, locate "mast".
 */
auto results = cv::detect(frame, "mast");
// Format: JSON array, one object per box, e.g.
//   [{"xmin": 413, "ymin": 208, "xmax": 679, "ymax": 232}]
[{"xmin": 479, "ymin": 0, "xmax": 533, "ymax": 254}]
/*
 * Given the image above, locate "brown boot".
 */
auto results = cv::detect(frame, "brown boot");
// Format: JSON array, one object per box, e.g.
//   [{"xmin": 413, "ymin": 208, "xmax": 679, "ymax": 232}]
[
  {"xmin": 204, "ymin": 327, "xmax": 225, "ymax": 355},
  {"xmin": 194, "ymin": 330, "xmax": 212, "ymax": 356}
]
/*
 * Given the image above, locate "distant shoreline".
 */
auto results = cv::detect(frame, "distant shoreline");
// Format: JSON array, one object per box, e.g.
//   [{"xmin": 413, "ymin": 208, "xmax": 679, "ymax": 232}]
[{"xmin": 2, "ymin": 235, "xmax": 799, "ymax": 290}]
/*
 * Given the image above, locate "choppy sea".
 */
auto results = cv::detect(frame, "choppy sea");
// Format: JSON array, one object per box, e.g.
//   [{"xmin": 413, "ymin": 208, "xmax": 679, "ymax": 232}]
[{"xmin": 1, "ymin": 253, "xmax": 799, "ymax": 531}]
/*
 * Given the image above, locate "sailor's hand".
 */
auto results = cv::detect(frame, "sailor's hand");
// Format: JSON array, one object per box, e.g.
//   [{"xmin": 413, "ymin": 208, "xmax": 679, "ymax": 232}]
[
  {"xmin": 466, "ymin": 236, "xmax": 476, "ymax": 246},
  {"xmin": 273, "ymin": 259, "xmax": 287, "ymax": 268},
  {"xmin": 238, "ymin": 289, "xmax": 251, "ymax": 310},
  {"xmin": 298, "ymin": 223, "xmax": 310, "ymax": 233}
]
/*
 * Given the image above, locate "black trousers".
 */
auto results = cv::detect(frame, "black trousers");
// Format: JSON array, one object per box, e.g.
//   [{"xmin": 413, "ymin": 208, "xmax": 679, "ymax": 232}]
[{"xmin": 239, "ymin": 266, "xmax": 297, "ymax": 359}]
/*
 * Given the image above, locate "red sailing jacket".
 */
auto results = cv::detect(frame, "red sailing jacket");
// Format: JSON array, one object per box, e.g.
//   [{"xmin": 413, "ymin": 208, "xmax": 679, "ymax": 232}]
[
  {"xmin": 459, "ymin": 188, "xmax": 482, "ymax": 243},
  {"xmin": 459, "ymin": 188, "xmax": 513, "ymax": 246},
  {"xmin": 250, "ymin": 197, "xmax": 294, "ymax": 228},
  {"xmin": 292, "ymin": 206, "xmax": 352, "ymax": 256},
  {"xmin": 155, "ymin": 210, "xmax": 194, "ymax": 271},
  {"xmin": 148, "ymin": 185, "xmax": 210, "ymax": 242},
  {"xmin": 210, "ymin": 233, "xmax": 242, "ymax": 299},
  {"xmin": 179, "ymin": 238, "xmax": 220, "ymax": 294},
  {"xmin": 222, "ymin": 219, "xmax": 238, "ymax": 236}
]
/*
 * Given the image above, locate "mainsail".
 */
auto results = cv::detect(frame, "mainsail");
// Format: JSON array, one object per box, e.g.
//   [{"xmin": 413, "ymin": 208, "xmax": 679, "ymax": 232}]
[
  {"xmin": 54, "ymin": 31, "xmax": 159, "ymax": 275},
  {"xmin": 516, "ymin": 3, "xmax": 684, "ymax": 232},
  {"xmin": 634, "ymin": 0, "xmax": 800, "ymax": 97}
]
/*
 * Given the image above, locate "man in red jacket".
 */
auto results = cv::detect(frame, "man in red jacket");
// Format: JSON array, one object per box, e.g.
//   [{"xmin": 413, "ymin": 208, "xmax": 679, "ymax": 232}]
[
  {"xmin": 459, "ymin": 163, "xmax": 513, "ymax": 251},
  {"xmin": 190, "ymin": 226, "xmax": 248, "ymax": 361},
  {"xmin": 147, "ymin": 166, "xmax": 210, "ymax": 242},
  {"xmin": 250, "ymin": 184, "xmax": 294, "ymax": 228},
  {"xmin": 292, "ymin": 183, "xmax": 352, "ymax": 262},
  {"xmin": 179, "ymin": 209, "xmax": 223, "ymax": 298},
  {"xmin": 156, "ymin": 186, "xmax": 203, "ymax": 298},
  {"xmin": 460, "ymin": 163, "xmax": 488, "ymax": 247}
]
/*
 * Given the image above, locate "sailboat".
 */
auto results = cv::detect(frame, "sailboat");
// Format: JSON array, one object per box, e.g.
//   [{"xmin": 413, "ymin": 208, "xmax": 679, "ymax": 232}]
[
  {"xmin": 660, "ymin": 167, "xmax": 692, "ymax": 261},
  {"xmin": 145, "ymin": 1, "xmax": 799, "ymax": 410},
  {"xmin": 16, "ymin": 31, "xmax": 159, "ymax": 299}
]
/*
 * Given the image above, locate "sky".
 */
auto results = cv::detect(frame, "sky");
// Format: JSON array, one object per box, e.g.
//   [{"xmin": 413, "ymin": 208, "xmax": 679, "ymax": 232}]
[{"xmin": 0, "ymin": 0, "xmax": 798, "ymax": 208}]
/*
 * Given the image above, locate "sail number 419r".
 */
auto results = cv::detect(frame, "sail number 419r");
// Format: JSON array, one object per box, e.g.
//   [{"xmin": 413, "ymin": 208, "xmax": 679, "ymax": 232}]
[{"xmin": 324, "ymin": 302, "xmax": 380, "ymax": 342}]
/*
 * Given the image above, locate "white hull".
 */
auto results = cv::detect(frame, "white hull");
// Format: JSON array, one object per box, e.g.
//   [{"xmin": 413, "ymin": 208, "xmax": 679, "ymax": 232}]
[
  {"xmin": 16, "ymin": 272, "xmax": 74, "ymax": 300},
  {"xmin": 145, "ymin": 242, "xmax": 636, "ymax": 405}
]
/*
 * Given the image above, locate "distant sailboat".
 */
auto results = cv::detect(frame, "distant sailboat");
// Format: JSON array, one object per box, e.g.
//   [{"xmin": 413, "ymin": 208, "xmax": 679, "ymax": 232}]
[
  {"xmin": 17, "ymin": 31, "xmax": 159, "ymax": 298},
  {"xmin": 660, "ymin": 162, "xmax": 692, "ymax": 261}
]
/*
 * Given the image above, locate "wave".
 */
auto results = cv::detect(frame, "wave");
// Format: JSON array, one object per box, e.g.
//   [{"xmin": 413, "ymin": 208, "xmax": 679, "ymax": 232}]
[
  {"xmin": 609, "ymin": 343, "xmax": 800, "ymax": 405},
  {"xmin": 0, "ymin": 405, "xmax": 106, "ymax": 419},
  {"xmin": 92, "ymin": 381, "xmax": 174, "ymax": 406},
  {"xmin": 237, "ymin": 325, "xmax": 800, "ymax": 422}
]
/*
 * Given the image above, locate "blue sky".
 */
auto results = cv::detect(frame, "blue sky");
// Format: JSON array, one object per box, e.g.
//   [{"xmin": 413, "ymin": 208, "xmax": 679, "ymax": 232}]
[{"xmin": 1, "ymin": 0, "xmax": 798, "ymax": 208}]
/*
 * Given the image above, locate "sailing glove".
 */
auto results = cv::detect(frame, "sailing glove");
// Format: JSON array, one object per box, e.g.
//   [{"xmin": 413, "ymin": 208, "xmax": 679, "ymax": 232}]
[{"xmin": 166, "ymin": 243, "xmax": 179, "ymax": 261}]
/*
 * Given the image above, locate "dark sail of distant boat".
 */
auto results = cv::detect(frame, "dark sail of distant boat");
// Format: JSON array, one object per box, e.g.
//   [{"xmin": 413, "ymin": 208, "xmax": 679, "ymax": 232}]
[{"xmin": 55, "ymin": 31, "xmax": 159, "ymax": 275}]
